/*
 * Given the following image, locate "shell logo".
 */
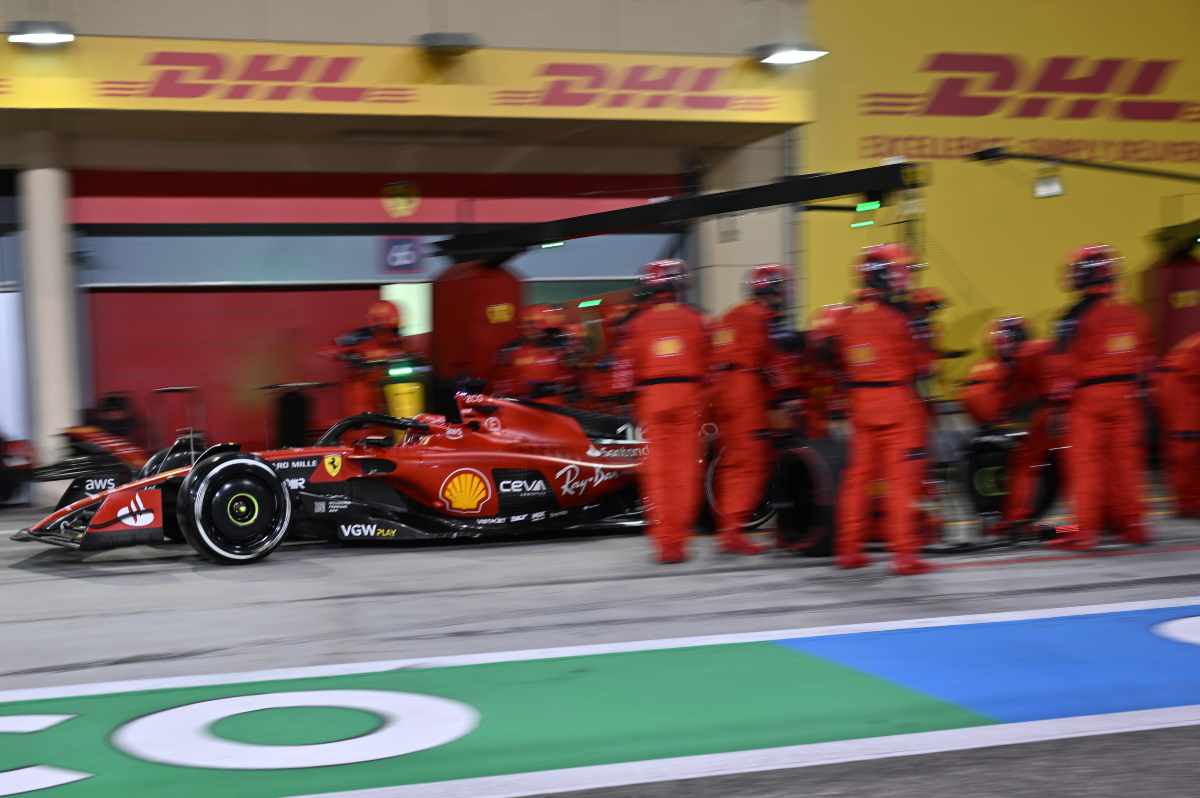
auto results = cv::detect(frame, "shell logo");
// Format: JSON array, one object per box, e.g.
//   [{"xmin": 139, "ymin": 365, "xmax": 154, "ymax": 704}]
[{"xmin": 439, "ymin": 468, "xmax": 493, "ymax": 514}]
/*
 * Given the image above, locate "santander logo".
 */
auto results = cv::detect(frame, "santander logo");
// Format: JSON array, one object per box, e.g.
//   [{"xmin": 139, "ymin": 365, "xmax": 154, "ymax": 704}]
[{"xmin": 116, "ymin": 493, "xmax": 156, "ymax": 528}]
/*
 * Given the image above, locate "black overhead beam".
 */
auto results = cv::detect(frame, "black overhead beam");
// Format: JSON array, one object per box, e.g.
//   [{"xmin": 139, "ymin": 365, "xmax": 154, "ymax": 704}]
[
  {"xmin": 437, "ymin": 163, "xmax": 924, "ymax": 262},
  {"xmin": 970, "ymin": 147, "xmax": 1200, "ymax": 185}
]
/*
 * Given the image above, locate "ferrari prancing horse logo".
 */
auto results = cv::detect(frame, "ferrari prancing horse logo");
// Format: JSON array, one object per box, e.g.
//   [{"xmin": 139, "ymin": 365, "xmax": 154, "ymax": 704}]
[{"xmin": 324, "ymin": 455, "xmax": 343, "ymax": 478}]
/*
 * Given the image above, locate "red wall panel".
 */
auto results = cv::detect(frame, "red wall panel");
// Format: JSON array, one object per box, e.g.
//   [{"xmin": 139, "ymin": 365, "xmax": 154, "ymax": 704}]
[
  {"xmin": 88, "ymin": 288, "xmax": 381, "ymax": 449},
  {"xmin": 71, "ymin": 171, "xmax": 679, "ymax": 225}
]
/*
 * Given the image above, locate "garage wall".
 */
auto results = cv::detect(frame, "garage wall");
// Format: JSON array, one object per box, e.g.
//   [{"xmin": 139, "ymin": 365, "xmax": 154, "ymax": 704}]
[
  {"xmin": 806, "ymin": 0, "xmax": 1200, "ymax": 391},
  {"xmin": 87, "ymin": 287, "xmax": 381, "ymax": 448},
  {"xmin": 75, "ymin": 232, "xmax": 672, "ymax": 286},
  {"xmin": 0, "ymin": 292, "xmax": 28, "ymax": 441},
  {"xmin": 0, "ymin": 0, "xmax": 807, "ymax": 54}
]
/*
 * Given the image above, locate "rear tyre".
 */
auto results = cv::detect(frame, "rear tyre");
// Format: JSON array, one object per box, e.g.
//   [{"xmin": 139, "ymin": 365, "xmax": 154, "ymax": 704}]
[{"xmin": 177, "ymin": 453, "xmax": 291, "ymax": 565}]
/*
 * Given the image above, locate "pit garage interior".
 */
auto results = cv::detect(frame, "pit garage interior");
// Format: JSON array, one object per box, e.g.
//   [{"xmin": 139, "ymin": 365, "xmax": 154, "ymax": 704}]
[
  {"xmin": 0, "ymin": 26, "xmax": 810, "ymax": 463},
  {"xmin": 3, "ymin": 1, "xmax": 1200, "ymax": 797}
]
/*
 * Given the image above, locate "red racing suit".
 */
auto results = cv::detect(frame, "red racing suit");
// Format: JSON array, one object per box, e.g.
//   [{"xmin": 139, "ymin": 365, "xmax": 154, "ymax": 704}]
[
  {"xmin": 1055, "ymin": 295, "xmax": 1152, "ymax": 546},
  {"xmin": 1153, "ymin": 332, "xmax": 1200, "ymax": 517},
  {"xmin": 1001, "ymin": 339, "xmax": 1058, "ymax": 527},
  {"xmin": 496, "ymin": 340, "xmax": 577, "ymax": 405},
  {"xmin": 835, "ymin": 298, "xmax": 927, "ymax": 571},
  {"xmin": 961, "ymin": 358, "xmax": 1007, "ymax": 427},
  {"xmin": 620, "ymin": 302, "xmax": 709, "ymax": 561},
  {"xmin": 325, "ymin": 332, "xmax": 409, "ymax": 416},
  {"xmin": 709, "ymin": 300, "xmax": 777, "ymax": 551}
]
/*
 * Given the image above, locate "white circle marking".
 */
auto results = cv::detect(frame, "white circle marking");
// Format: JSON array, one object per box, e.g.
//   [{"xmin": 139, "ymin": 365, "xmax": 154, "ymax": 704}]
[{"xmin": 111, "ymin": 689, "xmax": 478, "ymax": 770}]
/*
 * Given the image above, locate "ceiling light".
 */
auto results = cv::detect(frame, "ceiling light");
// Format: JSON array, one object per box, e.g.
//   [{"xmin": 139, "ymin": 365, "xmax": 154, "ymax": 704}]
[
  {"xmin": 7, "ymin": 20, "xmax": 75, "ymax": 46},
  {"xmin": 416, "ymin": 32, "xmax": 482, "ymax": 57},
  {"xmin": 1034, "ymin": 168, "xmax": 1064, "ymax": 199},
  {"xmin": 749, "ymin": 43, "xmax": 828, "ymax": 66}
]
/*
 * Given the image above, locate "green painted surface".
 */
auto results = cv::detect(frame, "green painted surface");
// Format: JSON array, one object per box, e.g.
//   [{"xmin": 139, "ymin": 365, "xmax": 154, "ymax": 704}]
[
  {"xmin": 210, "ymin": 706, "xmax": 385, "ymax": 747},
  {"xmin": 0, "ymin": 642, "xmax": 993, "ymax": 797}
]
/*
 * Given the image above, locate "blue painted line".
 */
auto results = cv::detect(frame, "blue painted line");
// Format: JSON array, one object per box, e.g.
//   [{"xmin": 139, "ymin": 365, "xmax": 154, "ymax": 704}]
[{"xmin": 777, "ymin": 606, "xmax": 1200, "ymax": 723}]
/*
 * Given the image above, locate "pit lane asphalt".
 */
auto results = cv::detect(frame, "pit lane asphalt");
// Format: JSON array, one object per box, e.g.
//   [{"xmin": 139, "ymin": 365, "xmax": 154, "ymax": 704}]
[{"xmin": 3, "ymin": 503, "xmax": 1200, "ymax": 797}]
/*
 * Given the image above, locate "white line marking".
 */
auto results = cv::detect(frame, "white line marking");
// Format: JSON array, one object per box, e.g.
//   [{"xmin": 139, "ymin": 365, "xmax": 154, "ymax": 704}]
[
  {"xmin": 1153, "ymin": 616, "xmax": 1200, "ymax": 645},
  {"xmin": 0, "ymin": 766, "xmax": 91, "ymax": 796},
  {"xmin": 1, "ymin": 595, "xmax": 1197, "ymax": 703},
  {"xmin": 0, "ymin": 716, "xmax": 74, "ymax": 733},
  {"xmin": 0, "ymin": 717, "xmax": 90, "ymax": 795},
  {"xmin": 293, "ymin": 705, "xmax": 1200, "ymax": 798}
]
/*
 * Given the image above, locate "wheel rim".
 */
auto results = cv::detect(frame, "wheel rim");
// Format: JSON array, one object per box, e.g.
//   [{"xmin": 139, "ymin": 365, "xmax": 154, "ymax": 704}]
[
  {"xmin": 705, "ymin": 448, "xmax": 776, "ymax": 531},
  {"xmin": 200, "ymin": 472, "xmax": 282, "ymax": 557}
]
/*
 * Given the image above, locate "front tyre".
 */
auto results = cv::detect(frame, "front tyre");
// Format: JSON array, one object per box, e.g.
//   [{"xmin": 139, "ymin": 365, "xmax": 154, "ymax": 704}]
[{"xmin": 177, "ymin": 453, "xmax": 291, "ymax": 564}]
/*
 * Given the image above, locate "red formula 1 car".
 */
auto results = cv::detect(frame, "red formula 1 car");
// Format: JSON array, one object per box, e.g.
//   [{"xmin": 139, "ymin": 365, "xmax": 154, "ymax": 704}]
[{"xmin": 14, "ymin": 394, "xmax": 648, "ymax": 564}]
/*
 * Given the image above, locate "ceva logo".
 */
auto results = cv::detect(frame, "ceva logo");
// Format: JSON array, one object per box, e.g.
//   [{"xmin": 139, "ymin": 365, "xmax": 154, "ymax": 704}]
[
  {"xmin": 494, "ymin": 63, "xmax": 776, "ymax": 112},
  {"xmin": 861, "ymin": 53, "xmax": 1199, "ymax": 122},
  {"xmin": 95, "ymin": 52, "xmax": 416, "ymax": 104}
]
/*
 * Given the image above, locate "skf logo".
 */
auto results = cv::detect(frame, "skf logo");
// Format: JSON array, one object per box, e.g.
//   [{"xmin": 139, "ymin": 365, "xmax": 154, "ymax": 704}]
[
  {"xmin": 861, "ymin": 53, "xmax": 1198, "ymax": 122},
  {"xmin": 324, "ymin": 455, "xmax": 343, "ymax": 478},
  {"xmin": 440, "ymin": 468, "xmax": 493, "ymax": 514},
  {"xmin": 96, "ymin": 52, "xmax": 416, "ymax": 104},
  {"xmin": 494, "ymin": 63, "xmax": 775, "ymax": 112}
]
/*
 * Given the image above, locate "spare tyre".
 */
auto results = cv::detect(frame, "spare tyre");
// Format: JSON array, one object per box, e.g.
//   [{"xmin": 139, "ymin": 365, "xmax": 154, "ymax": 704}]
[
  {"xmin": 703, "ymin": 446, "xmax": 776, "ymax": 532},
  {"xmin": 961, "ymin": 431, "xmax": 1061, "ymax": 521},
  {"xmin": 774, "ymin": 436, "xmax": 846, "ymax": 556}
]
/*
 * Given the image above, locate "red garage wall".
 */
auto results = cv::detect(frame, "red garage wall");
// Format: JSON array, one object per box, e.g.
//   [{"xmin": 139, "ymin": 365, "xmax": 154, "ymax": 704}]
[
  {"xmin": 88, "ymin": 288, "xmax": 383, "ymax": 449},
  {"xmin": 72, "ymin": 171, "xmax": 678, "ymax": 224}
]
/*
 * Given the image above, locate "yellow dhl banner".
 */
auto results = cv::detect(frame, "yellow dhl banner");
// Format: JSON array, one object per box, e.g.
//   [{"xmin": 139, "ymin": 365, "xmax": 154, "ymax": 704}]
[
  {"xmin": 809, "ymin": 0, "xmax": 1200, "ymax": 168},
  {"xmin": 0, "ymin": 35, "xmax": 812, "ymax": 124}
]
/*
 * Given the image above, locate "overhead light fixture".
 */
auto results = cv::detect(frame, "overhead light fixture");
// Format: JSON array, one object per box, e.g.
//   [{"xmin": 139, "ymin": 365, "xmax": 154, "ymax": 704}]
[
  {"xmin": 7, "ymin": 20, "xmax": 76, "ymax": 46},
  {"xmin": 416, "ymin": 32, "xmax": 482, "ymax": 57},
  {"xmin": 1034, "ymin": 167, "xmax": 1064, "ymax": 199},
  {"xmin": 749, "ymin": 43, "xmax": 828, "ymax": 66}
]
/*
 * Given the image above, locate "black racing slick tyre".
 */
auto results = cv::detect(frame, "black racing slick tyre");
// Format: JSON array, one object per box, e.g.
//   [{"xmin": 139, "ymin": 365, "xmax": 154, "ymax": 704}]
[
  {"xmin": 177, "ymin": 453, "xmax": 291, "ymax": 564},
  {"xmin": 140, "ymin": 444, "xmax": 205, "ymax": 542},
  {"xmin": 703, "ymin": 447, "xmax": 776, "ymax": 532},
  {"xmin": 774, "ymin": 437, "xmax": 845, "ymax": 557}
]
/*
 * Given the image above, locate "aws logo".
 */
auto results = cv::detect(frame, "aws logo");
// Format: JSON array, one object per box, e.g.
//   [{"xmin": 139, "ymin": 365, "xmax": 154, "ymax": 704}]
[
  {"xmin": 861, "ymin": 53, "xmax": 1199, "ymax": 122},
  {"xmin": 440, "ymin": 468, "xmax": 493, "ymax": 514}
]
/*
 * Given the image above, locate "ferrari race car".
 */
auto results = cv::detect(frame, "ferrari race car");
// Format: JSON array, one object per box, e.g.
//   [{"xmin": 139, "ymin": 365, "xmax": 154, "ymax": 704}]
[{"xmin": 14, "ymin": 393, "xmax": 651, "ymax": 564}]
